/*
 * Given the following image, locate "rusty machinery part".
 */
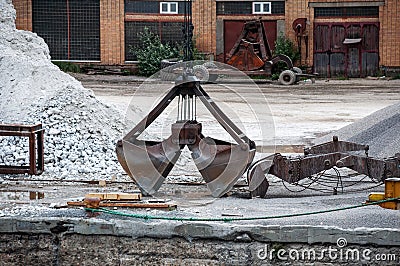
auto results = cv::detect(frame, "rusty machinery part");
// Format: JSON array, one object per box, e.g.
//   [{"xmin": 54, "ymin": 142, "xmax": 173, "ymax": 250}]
[
  {"xmin": 292, "ymin": 18, "xmax": 307, "ymax": 36},
  {"xmin": 116, "ymin": 77, "xmax": 256, "ymax": 197},
  {"xmin": 226, "ymin": 19, "xmax": 293, "ymax": 73},
  {"xmin": 292, "ymin": 18, "xmax": 309, "ymax": 59},
  {"xmin": 248, "ymin": 136, "xmax": 400, "ymax": 198},
  {"xmin": 0, "ymin": 124, "xmax": 44, "ymax": 175}
]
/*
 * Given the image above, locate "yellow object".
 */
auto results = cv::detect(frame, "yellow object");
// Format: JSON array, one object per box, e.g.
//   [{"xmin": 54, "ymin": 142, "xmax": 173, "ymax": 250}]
[
  {"xmin": 367, "ymin": 178, "xmax": 400, "ymax": 210},
  {"xmin": 368, "ymin": 192, "xmax": 385, "ymax": 202},
  {"xmin": 379, "ymin": 178, "xmax": 400, "ymax": 210},
  {"xmin": 384, "ymin": 178, "xmax": 400, "ymax": 198}
]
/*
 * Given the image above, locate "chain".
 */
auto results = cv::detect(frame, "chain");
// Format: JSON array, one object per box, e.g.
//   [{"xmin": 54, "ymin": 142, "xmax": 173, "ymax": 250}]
[{"xmin": 365, "ymin": 149, "xmax": 372, "ymax": 179}]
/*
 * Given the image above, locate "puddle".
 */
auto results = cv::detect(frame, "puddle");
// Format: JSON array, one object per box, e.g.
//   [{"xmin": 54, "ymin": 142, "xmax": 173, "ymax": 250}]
[{"xmin": 0, "ymin": 191, "xmax": 45, "ymax": 201}]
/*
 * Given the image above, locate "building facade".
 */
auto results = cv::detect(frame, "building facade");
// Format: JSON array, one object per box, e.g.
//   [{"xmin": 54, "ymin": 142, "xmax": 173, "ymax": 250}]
[{"xmin": 12, "ymin": 0, "xmax": 400, "ymax": 77}]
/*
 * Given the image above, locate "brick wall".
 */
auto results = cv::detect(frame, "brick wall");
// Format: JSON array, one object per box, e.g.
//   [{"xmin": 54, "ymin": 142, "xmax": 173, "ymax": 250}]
[
  {"xmin": 380, "ymin": 0, "xmax": 400, "ymax": 67},
  {"xmin": 12, "ymin": 0, "xmax": 31, "ymax": 31},
  {"xmin": 192, "ymin": 0, "xmax": 216, "ymax": 57},
  {"xmin": 284, "ymin": 0, "xmax": 311, "ymax": 66},
  {"xmin": 100, "ymin": 0, "xmax": 124, "ymax": 65},
  {"xmin": 12, "ymin": 0, "xmax": 400, "ymax": 68}
]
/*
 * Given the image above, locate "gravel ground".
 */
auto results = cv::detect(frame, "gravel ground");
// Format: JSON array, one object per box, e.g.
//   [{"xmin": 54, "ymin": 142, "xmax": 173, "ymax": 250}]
[
  {"xmin": 0, "ymin": 174, "xmax": 398, "ymax": 229},
  {"xmin": 316, "ymin": 101, "xmax": 400, "ymax": 158},
  {"xmin": 2, "ymin": 76, "xmax": 400, "ymax": 229},
  {"xmin": 1, "ymin": 0, "xmax": 400, "ymax": 230}
]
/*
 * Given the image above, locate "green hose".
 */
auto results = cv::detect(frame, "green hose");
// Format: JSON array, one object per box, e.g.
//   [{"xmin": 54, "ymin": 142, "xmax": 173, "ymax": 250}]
[{"xmin": 85, "ymin": 197, "xmax": 399, "ymax": 222}]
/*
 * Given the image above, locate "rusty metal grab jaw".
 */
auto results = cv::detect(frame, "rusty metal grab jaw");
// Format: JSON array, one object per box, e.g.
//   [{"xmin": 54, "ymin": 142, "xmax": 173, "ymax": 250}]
[
  {"xmin": 116, "ymin": 136, "xmax": 182, "ymax": 195},
  {"xmin": 116, "ymin": 77, "xmax": 256, "ymax": 197}
]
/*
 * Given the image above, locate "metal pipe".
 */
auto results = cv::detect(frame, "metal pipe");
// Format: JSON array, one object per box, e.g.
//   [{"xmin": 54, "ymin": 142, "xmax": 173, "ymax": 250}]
[
  {"xmin": 192, "ymin": 96, "xmax": 194, "ymax": 120},
  {"xmin": 194, "ymin": 96, "xmax": 197, "ymax": 120},
  {"xmin": 177, "ymin": 95, "xmax": 181, "ymax": 121}
]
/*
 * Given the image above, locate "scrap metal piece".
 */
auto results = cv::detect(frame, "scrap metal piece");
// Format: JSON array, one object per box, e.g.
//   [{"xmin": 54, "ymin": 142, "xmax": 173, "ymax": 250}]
[
  {"xmin": 247, "ymin": 155, "xmax": 274, "ymax": 198},
  {"xmin": 304, "ymin": 136, "xmax": 368, "ymax": 155},
  {"xmin": 336, "ymin": 154, "xmax": 400, "ymax": 181},
  {"xmin": 0, "ymin": 123, "xmax": 44, "ymax": 175},
  {"xmin": 248, "ymin": 136, "xmax": 400, "ymax": 198}
]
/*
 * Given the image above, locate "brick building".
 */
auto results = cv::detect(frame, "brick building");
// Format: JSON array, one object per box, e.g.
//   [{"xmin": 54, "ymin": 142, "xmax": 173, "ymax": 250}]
[{"xmin": 12, "ymin": 0, "xmax": 400, "ymax": 77}]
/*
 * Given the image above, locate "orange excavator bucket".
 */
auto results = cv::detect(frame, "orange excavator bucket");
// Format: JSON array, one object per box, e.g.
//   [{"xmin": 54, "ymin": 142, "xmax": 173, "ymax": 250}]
[
  {"xmin": 227, "ymin": 41, "xmax": 265, "ymax": 71},
  {"xmin": 225, "ymin": 20, "xmax": 273, "ymax": 71}
]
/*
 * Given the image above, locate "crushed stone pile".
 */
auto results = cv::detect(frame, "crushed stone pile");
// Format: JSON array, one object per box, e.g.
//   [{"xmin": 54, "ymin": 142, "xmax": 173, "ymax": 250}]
[
  {"xmin": 0, "ymin": 0, "xmax": 126, "ymax": 179},
  {"xmin": 315, "ymin": 101, "xmax": 400, "ymax": 158}
]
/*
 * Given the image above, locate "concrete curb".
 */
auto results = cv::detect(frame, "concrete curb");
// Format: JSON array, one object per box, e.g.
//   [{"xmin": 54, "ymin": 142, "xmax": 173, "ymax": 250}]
[{"xmin": 1, "ymin": 217, "xmax": 399, "ymax": 246}]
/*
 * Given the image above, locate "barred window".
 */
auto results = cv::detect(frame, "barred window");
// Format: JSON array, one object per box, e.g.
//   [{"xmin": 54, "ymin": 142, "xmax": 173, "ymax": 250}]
[
  {"xmin": 315, "ymin": 7, "xmax": 379, "ymax": 18},
  {"xmin": 32, "ymin": 0, "xmax": 100, "ymax": 61},
  {"xmin": 125, "ymin": 21, "xmax": 184, "ymax": 61}
]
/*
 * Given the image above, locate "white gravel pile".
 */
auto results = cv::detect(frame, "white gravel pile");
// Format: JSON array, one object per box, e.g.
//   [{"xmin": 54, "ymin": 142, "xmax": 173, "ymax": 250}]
[
  {"xmin": 315, "ymin": 101, "xmax": 400, "ymax": 158},
  {"xmin": 0, "ymin": 0, "xmax": 125, "ymax": 179}
]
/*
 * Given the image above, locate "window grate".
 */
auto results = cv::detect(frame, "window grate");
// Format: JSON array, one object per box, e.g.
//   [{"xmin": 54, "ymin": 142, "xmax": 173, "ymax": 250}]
[
  {"xmin": 315, "ymin": 7, "xmax": 379, "ymax": 18},
  {"xmin": 125, "ymin": 21, "xmax": 184, "ymax": 61},
  {"xmin": 32, "ymin": 0, "xmax": 100, "ymax": 61}
]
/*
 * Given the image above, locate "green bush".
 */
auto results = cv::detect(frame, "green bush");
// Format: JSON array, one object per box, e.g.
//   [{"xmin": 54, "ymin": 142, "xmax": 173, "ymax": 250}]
[
  {"xmin": 271, "ymin": 35, "xmax": 300, "ymax": 79},
  {"xmin": 131, "ymin": 28, "xmax": 206, "ymax": 76},
  {"xmin": 274, "ymin": 35, "xmax": 300, "ymax": 63},
  {"xmin": 132, "ymin": 28, "xmax": 179, "ymax": 76},
  {"xmin": 52, "ymin": 61, "xmax": 81, "ymax": 73}
]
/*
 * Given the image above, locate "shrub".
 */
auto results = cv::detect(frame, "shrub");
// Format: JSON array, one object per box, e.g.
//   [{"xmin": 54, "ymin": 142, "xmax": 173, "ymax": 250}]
[
  {"xmin": 271, "ymin": 35, "xmax": 300, "ymax": 79},
  {"xmin": 52, "ymin": 61, "xmax": 81, "ymax": 73},
  {"xmin": 132, "ymin": 28, "xmax": 179, "ymax": 76},
  {"xmin": 274, "ymin": 35, "xmax": 300, "ymax": 63}
]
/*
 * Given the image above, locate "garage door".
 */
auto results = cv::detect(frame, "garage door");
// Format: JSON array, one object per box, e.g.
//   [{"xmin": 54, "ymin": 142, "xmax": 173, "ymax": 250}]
[{"xmin": 314, "ymin": 23, "xmax": 379, "ymax": 78}]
